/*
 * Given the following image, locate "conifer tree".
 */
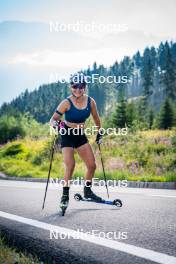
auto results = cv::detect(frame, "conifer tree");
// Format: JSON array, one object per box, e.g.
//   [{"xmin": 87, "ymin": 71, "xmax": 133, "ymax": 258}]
[{"xmin": 158, "ymin": 98, "xmax": 175, "ymax": 129}]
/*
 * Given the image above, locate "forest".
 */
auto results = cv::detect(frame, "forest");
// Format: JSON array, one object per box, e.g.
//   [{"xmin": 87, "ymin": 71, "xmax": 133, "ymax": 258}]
[{"xmin": 0, "ymin": 40, "xmax": 176, "ymax": 130}]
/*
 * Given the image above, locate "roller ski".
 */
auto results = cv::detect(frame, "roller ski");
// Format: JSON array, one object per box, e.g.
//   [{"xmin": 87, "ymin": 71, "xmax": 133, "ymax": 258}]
[
  {"xmin": 74, "ymin": 185, "xmax": 122, "ymax": 207},
  {"xmin": 74, "ymin": 193, "xmax": 122, "ymax": 207}
]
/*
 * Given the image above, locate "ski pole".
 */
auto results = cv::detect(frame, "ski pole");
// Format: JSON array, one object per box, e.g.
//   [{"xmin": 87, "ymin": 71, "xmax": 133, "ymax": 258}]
[
  {"xmin": 98, "ymin": 144, "xmax": 109, "ymax": 198},
  {"xmin": 42, "ymin": 135, "xmax": 57, "ymax": 210}
]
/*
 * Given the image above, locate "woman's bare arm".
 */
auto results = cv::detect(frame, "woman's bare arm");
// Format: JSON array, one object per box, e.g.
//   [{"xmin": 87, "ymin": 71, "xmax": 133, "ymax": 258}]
[
  {"xmin": 50, "ymin": 99, "xmax": 69, "ymax": 125},
  {"xmin": 90, "ymin": 98, "xmax": 101, "ymax": 130}
]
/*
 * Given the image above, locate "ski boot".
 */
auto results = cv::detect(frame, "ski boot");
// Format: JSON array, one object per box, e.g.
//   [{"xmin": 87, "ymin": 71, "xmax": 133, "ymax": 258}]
[{"xmin": 84, "ymin": 185, "xmax": 104, "ymax": 202}]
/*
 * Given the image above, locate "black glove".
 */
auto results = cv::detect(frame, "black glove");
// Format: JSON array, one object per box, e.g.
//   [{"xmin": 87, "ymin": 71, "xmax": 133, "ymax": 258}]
[{"xmin": 96, "ymin": 132, "xmax": 103, "ymax": 145}]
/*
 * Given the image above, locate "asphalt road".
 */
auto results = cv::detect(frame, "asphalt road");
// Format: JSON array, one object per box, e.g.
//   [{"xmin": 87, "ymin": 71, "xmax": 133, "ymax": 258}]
[{"xmin": 0, "ymin": 180, "xmax": 176, "ymax": 264}]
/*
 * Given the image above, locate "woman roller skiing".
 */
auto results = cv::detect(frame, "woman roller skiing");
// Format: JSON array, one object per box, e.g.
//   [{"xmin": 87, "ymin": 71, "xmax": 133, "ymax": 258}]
[{"xmin": 50, "ymin": 72, "xmax": 103, "ymax": 213}]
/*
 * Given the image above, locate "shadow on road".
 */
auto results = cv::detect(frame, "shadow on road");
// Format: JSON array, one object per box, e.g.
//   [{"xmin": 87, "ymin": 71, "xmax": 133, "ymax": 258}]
[{"xmin": 40, "ymin": 207, "xmax": 121, "ymax": 221}]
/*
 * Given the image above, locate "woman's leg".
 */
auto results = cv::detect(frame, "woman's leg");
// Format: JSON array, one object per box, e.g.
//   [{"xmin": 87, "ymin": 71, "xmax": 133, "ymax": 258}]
[
  {"xmin": 76, "ymin": 143, "xmax": 96, "ymax": 181},
  {"xmin": 62, "ymin": 147, "xmax": 75, "ymax": 186},
  {"xmin": 76, "ymin": 143, "xmax": 102, "ymax": 201},
  {"xmin": 60, "ymin": 147, "xmax": 75, "ymax": 207}
]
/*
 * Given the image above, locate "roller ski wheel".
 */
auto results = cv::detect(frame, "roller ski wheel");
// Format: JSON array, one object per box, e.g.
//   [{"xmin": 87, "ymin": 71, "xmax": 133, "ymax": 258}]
[
  {"xmin": 60, "ymin": 202, "xmax": 68, "ymax": 216},
  {"xmin": 113, "ymin": 199, "xmax": 122, "ymax": 207},
  {"xmin": 74, "ymin": 193, "xmax": 83, "ymax": 201}
]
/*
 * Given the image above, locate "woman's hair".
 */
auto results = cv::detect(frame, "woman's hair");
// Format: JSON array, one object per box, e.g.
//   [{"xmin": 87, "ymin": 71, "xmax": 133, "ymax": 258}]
[{"xmin": 70, "ymin": 72, "xmax": 87, "ymax": 86}]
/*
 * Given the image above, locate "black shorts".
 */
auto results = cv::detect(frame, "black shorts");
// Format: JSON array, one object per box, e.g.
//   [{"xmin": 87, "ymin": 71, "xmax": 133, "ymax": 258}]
[{"xmin": 60, "ymin": 124, "xmax": 88, "ymax": 149}]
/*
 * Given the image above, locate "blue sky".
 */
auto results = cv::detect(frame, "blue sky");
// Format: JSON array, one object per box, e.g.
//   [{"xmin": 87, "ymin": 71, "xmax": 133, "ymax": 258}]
[{"xmin": 0, "ymin": 0, "xmax": 176, "ymax": 105}]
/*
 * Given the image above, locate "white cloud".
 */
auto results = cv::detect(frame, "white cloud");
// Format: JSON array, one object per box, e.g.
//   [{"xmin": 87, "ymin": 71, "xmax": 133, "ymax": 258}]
[{"xmin": 8, "ymin": 48, "xmax": 128, "ymax": 68}]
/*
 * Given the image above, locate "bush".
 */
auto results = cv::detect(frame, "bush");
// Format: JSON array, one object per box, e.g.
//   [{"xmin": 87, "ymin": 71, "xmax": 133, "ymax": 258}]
[
  {"xmin": 0, "ymin": 116, "xmax": 26, "ymax": 143},
  {"xmin": 31, "ymin": 155, "xmax": 43, "ymax": 165},
  {"xmin": 0, "ymin": 113, "xmax": 49, "ymax": 144},
  {"xmin": 3, "ymin": 143, "xmax": 26, "ymax": 156},
  {"xmin": 171, "ymin": 135, "xmax": 176, "ymax": 147}
]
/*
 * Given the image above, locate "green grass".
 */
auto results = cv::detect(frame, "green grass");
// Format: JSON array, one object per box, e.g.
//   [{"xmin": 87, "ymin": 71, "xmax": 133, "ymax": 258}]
[
  {"xmin": 0, "ymin": 234, "xmax": 40, "ymax": 264},
  {"xmin": 0, "ymin": 129, "xmax": 176, "ymax": 182}
]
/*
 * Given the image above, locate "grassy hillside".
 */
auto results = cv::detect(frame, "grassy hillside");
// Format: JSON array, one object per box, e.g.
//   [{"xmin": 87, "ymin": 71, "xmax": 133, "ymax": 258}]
[{"xmin": 0, "ymin": 129, "xmax": 175, "ymax": 182}]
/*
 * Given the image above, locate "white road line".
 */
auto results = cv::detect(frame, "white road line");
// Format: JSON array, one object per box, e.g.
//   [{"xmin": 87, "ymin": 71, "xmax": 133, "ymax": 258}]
[
  {"xmin": 0, "ymin": 211, "xmax": 175, "ymax": 264},
  {"xmin": 149, "ymin": 194, "xmax": 176, "ymax": 198}
]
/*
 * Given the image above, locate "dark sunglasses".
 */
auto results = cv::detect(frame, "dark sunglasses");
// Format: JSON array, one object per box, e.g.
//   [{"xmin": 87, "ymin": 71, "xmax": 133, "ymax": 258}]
[{"xmin": 71, "ymin": 83, "xmax": 85, "ymax": 90}]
